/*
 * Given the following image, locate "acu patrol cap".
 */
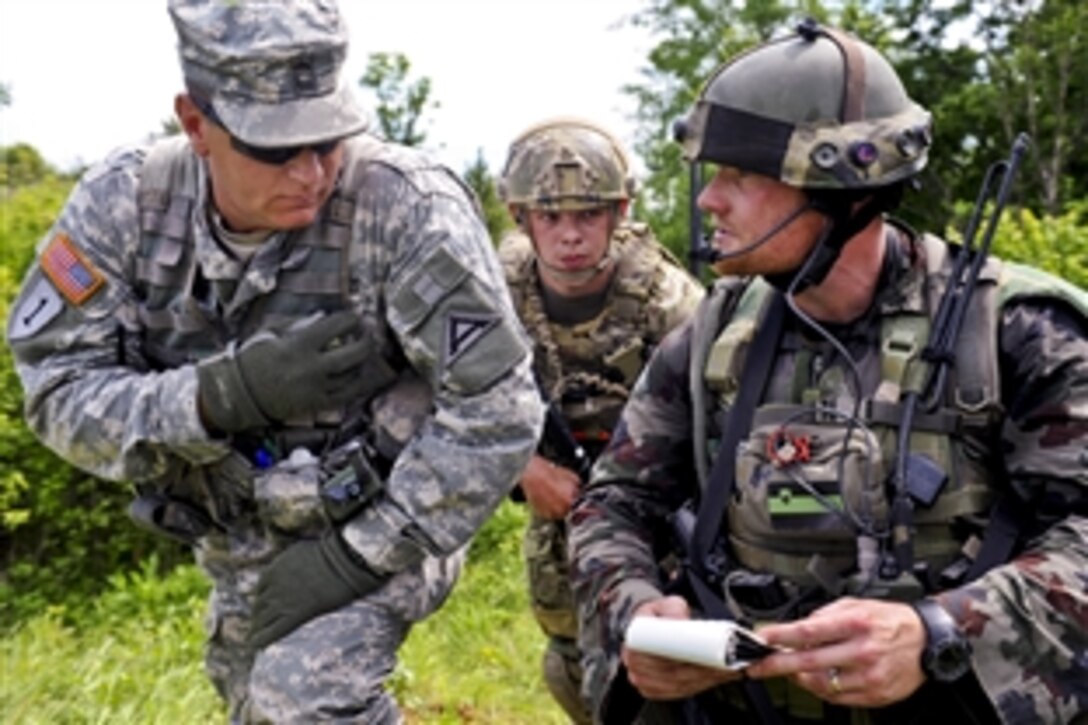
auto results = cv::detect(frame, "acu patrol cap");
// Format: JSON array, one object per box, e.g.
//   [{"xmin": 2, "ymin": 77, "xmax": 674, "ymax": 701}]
[
  {"xmin": 169, "ymin": 0, "xmax": 367, "ymax": 147},
  {"xmin": 675, "ymin": 19, "xmax": 932, "ymax": 190}
]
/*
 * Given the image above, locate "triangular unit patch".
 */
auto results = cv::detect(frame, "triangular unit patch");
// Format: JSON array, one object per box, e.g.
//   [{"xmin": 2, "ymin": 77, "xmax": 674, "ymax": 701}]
[{"xmin": 445, "ymin": 311, "xmax": 499, "ymax": 365}]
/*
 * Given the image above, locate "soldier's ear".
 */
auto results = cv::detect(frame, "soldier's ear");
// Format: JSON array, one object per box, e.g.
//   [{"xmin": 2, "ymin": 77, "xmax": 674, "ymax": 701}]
[{"xmin": 175, "ymin": 94, "xmax": 211, "ymax": 157}]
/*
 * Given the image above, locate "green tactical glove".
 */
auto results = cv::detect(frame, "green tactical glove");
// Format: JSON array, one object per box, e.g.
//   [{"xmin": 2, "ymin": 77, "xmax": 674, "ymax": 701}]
[
  {"xmin": 196, "ymin": 311, "xmax": 370, "ymax": 434},
  {"xmin": 249, "ymin": 529, "xmax": 388, "ymax": 649}
]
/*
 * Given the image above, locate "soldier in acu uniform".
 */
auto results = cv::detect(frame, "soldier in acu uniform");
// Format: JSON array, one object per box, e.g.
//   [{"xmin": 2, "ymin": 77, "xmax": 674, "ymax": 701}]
[
  {"xmin": 497, "ymin": 118, "xmax": 705, "ymax": 723},
  {"xmin": 5, "ymin": 1, "xmax": 543, "ymax": 722},
  {"xmin": 568, "ymin": 21, "xmax": 1088, "ymax": 725}
]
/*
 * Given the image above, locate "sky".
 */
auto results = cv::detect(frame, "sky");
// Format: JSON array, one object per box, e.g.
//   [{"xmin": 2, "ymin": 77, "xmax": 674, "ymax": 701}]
[{"xmin": 0, "ymin": 0, "xmax": 656, "ymax": 176}]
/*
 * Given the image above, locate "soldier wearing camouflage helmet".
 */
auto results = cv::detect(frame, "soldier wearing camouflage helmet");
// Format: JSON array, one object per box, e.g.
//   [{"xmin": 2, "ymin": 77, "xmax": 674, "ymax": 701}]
[
  {"xmin": 6, "ymin": 0, "xmax": 543, "ymax": 721},
  {"xmin": 497, "ymin": 118, "xmax": 704, "ymax": 722},
  {"xmin": 569, "ymin": 20, "xmax": 1088, "ymax": 724}
]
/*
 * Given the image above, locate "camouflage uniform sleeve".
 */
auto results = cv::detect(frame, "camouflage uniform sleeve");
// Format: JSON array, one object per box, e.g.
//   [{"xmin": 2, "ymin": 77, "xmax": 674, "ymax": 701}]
[
  {"xmin": 5, "ymin": 147, "xmax": 229, "ymax": 483},
  {"xmin": 340, "ymin": 164, "xmax": 544, "ymax": 576},
  {"xmin": 656, "ymin": 262, "xmax": 706, "ymax": 336},
  {"xmin": 937, "ymin": 298, "xmax": 1088, "ymax": 722},
  {"xmin": 568, "ymin": 318, "xmax": 700, "ymax": 719}
]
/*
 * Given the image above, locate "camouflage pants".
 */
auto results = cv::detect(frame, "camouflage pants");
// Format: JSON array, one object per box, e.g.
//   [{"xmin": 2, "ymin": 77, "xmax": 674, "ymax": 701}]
[
  {"xmin": 524, "ymin": 513, "xmax": 592, "ymax": 724},
  {"xmin": 195, "ymin": 511, "xmax": 464, "ymax": 724}
]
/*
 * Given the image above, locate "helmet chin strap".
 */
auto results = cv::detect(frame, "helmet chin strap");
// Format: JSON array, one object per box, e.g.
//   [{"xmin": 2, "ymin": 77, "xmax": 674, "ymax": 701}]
[{"xmin": 765, "ymin": 184, "xmax": 904, "ymax": 294}]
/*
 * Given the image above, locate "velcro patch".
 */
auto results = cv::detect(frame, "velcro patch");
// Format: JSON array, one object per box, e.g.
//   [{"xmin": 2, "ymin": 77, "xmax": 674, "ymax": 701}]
[
  {"xmin": 7, "ymin": 276, "xmax": 64, "ymax": 340},
  {"xmin": 40, "ymin": 233, "xmax": 105, "ymax": 305}
]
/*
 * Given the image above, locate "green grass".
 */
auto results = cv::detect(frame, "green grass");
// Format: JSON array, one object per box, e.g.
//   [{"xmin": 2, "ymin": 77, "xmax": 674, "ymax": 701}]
[{"xmin": 0, "ymin": 502, "xmax": 567, "ymax": 724}]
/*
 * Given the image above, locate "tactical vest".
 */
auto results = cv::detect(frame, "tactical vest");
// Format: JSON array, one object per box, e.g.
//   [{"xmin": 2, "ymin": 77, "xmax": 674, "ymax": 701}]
[
  {"xmin": 694, "ymin": 234, "xmax": 1088, "ymax": 611},
  {"xmin": 133, "ymin": 137, "xmax": 414, "ymax": 440},
  {"xmin": 135, "ymin": 136, "xmax": 357, "ymax": 369},
  {"xmin": 502, "ymin": 223, "xmax": 685, "ymax": 447}
]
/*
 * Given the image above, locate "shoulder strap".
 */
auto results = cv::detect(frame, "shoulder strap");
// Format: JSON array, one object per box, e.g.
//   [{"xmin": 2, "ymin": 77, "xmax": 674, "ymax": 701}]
[
  {"xmin": 690, "ymin": 276, "xmax": 756, "ymax": 491},
  {"xmin": 691, "ymin": 289, "xmax": 787, "ymax": 573}
]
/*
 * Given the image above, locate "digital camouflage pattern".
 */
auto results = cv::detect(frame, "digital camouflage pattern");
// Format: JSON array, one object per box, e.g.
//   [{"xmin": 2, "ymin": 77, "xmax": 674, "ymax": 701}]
[
  {"xmin": 169, "ymin": 0, "xmax": 368, "ymax": 147},
  {"xmin": 568, "ymin": 231, "xmax": 1088, "ymax": 723},
  {"xmin": 499, "ymin": 118, "xmax": 635, "ymax": 211},
  {"xmin": 7, "ymin": 132, "xmax": 543, "ymax": 723},
  {"xmin": 676, "ymin": 22, "xmax": 932, "ymax": 190},
  {"xmin": 500, "ymin": 221, "xmax": 703, "ymax": 723}
]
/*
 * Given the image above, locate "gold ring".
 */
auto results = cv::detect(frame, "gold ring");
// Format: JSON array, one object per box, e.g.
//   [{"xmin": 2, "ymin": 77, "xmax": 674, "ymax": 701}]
[{"xmin": 828, "ymin": 667, "xmax": 842, "ymax": 695}]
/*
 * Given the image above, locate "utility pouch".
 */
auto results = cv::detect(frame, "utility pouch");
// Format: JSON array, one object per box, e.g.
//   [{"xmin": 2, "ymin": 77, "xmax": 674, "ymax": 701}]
[
  {"xmin": 128, "ymin": 492, "xmax": 217, "ymax": 546},
  {"xmin": 319, "ymin": 440, "xmax": 388, "ymax": 524},
  {"xmin": 730, "ymin": 415, "xmax": 888, "ymax": 578}
]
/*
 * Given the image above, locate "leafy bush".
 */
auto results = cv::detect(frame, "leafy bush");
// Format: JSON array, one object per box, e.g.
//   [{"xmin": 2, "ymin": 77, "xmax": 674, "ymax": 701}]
[
  {"xmin": 947, "ymin": 199, "xmax": 1088, "ymax": 288},
  {"xmin": 0, "ymin": 177, "xmax": 188, "ymax": 626}
]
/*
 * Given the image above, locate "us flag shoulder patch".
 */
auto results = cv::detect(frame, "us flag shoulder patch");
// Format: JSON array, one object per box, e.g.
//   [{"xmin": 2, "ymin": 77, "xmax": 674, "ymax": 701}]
[{"xmin": 40, "ymin": 233, "xmax": 105, "ymax": 305}]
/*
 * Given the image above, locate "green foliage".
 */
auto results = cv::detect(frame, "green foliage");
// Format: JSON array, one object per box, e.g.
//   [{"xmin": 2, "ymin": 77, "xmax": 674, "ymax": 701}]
[
  {"xmin": 2, "ymin": 503, "xmax": 563, "ymax": 724},
  {"xmin": 1, "ymin": 557, "xmax": 222, "ymax": 724},
  {"xmin": 0, "ymin": 175, "xmax": 72, "ymax": 273},
  {"xmin": 884, "ymin": 0, "xmax": 1088, "ymax": 226},
  {"xmin": 948, "ymin": 199, "xmax": 1088, "ymax": 289},
  {"xmin": 1, "ymin": 144, "xmax": 61, "ymax": 202},
  {"xmin": 462, "ymin": 149, "xmax": 514, "ymax": 246},
  {"xmin": 359, "ymin": 52, "xmax": 439, "ymax": 148},
  {"xmin": 0, "ymin": 174, "xmax": 188, "ymax": 627}
]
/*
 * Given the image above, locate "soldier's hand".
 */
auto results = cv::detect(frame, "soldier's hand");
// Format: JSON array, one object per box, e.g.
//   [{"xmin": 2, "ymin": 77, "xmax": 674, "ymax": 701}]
[
  {"xmin": 746, "ymin": 596, "xmax": 927, "ymax": 707},
  {"xmin": 196, "ymin": 310, "xmax": 370, "ymax": 434},
  {"xmin": 519, "ymin": 454, "xmax": 580, "ymax": 519},
  {"xmin": 622, "ymin": 596, "xmax": 742, "ymax": 700},
  {"xmin": 248, "ymin": 529, "xmax": 388, "ymax": 650}
]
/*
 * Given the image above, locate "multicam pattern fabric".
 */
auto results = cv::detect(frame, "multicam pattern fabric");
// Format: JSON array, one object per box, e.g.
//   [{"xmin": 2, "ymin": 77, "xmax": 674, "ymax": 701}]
[
  {"xmin": 7, "ymin": 133, "xmax": 542, "ymax": 722},
  {"xmin": 568, "ymin": 232, "xmax": 1088, "ymax": 723},
  {"xmin": 500, "ymin": 221, "xmax": 703, "ymax": 723},
  {"xmin": 499, "ymin": 119, "xmax": 633, "ymax": 210}
]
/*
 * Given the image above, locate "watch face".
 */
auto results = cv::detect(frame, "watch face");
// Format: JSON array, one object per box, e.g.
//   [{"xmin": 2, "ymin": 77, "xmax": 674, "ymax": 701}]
[
  {"xmin": 929, "ymin": 639, "xmax": 972, "ymax": 682},
  {"xmin": 914, "ymin": 599, "xmax": 973, "ymax": 683}
]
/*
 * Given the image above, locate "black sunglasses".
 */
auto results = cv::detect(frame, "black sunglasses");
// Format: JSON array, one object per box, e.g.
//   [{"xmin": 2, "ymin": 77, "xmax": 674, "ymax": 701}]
[{"xmin": 190, "ymin": 93, "xmax": 342, "ymax": 166}]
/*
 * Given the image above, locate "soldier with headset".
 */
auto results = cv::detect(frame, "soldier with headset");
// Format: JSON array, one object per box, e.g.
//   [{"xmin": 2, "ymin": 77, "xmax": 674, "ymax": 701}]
[
  {"xmin": 568, "ymin": 20, "xmax": 1088, "ymax": 724},
  {"xmin": 498, "ymin": 118, "xmax": 705, "ymax": 722}
]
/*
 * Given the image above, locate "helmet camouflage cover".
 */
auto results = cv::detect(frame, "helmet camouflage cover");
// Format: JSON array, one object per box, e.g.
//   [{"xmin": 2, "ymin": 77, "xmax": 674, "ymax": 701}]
[
  {"xmin": 675, "ymin": 19, "xmax": 932, "ymax": 190},
  {"xmin": 500, "ymin": 117, "xmax": 635, "ymax": 211}
]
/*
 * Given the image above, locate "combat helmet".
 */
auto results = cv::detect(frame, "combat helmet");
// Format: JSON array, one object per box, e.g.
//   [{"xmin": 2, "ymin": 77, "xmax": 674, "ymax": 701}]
[
  {"xmin": 500, "ymin": 118, "xmax": 636, "ymax": 212},
  {"xmin": 675, "ymin": 18, "xmax": 932, "ymax": 191}
]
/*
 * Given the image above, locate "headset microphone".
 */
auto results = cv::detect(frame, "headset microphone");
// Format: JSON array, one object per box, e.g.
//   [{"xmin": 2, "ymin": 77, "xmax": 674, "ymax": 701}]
[
  {"xmin": 691, "ymin": 201, "xmax": 815, "ymax": 266},
  {"xmin": 690, "ymin": 235, "xmax": 725, "ymax": 263}
]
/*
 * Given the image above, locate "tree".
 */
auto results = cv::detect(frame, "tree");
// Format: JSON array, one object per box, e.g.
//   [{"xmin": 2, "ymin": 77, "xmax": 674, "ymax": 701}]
[
  {"xmin": 0, "ymin": 83, "xmax": 10, "ymax": 108},
  {"xmin": 358, "ymin": 52, "xmax": 438, "ymax": 148},
  {"xmin": 0, "ymin": 143, "xmax": 53, "ymax": 193},
  {"xmin": 462, "ymin": 149, "xmax": 513, "ymax": 246},
  {"xmin": 881, "ymin": 0, "xmax": 1088, "ymax": 226}
]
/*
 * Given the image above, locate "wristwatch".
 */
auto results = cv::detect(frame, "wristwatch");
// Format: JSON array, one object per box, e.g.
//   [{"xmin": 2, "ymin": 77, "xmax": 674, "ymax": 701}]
[{"xmin": 911, "ymin": 598, "xmax": 973, "ymax": 682}]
